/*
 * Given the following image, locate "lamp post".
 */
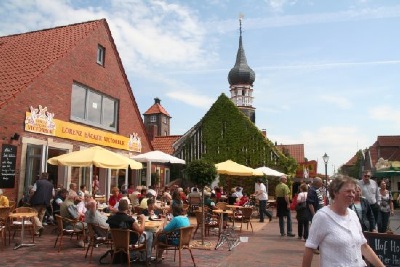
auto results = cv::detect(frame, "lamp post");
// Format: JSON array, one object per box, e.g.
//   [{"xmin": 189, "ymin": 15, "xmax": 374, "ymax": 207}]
[{"xmin": 322, "ymin": 153, "xmax": 329, "ymax": 202}]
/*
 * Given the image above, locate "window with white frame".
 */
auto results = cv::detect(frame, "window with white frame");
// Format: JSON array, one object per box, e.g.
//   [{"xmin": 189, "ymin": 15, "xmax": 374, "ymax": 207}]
[
  {"xmin": 150, "ymin": 115, "xmax": 156, "ymax": 122},
  {"xmin": 71, "ymin": 83, "xmax": 118, "ymax": 131},
  {"xmin": 97, "ymin": 44, "xmax": 105, "ymax": 65}
]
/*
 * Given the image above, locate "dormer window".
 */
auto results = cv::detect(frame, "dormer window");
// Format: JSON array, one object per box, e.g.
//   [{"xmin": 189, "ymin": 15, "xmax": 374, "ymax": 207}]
[{"xmin": 97, "ymin": 44, "xmax": 105, "ymax": 66}]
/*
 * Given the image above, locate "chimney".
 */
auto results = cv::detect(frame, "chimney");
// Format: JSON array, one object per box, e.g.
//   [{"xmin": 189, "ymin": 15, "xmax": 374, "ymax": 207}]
[
  {"xmin": 154, "ymin": 97, "xmax": 161, "ymax": 104},
  {"xmin": 262, "ymin": 129, "xmax": 267, "ymax": 138}
]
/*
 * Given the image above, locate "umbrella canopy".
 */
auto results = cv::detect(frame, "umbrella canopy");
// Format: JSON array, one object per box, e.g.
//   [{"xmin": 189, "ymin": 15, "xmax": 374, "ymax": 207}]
[
  {"xmin": 215, "ymin": 160, "xmax": 263, "ymax": 176},
  {"xmin": 131, "ymin": 150, "xmax": 185, "ymax": 164},
  {"xmin": 255, "ymin": 166, "xmax": 286, "ymax": 177},
  {"xmin": 47, "ymin": 146, "xmax": 143, "ymax": 169}
]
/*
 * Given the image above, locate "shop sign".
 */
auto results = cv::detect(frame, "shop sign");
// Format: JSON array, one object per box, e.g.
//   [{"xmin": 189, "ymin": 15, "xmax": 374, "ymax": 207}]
[{"xmin": 24, "ymin": 105, "xmax": 141, "ymax": 152}]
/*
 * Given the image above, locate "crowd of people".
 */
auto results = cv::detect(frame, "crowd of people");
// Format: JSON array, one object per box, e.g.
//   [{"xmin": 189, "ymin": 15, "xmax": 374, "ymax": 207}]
[{"xmin": 1, "ymin": 169, "xmax": 399, "ymax": 266}]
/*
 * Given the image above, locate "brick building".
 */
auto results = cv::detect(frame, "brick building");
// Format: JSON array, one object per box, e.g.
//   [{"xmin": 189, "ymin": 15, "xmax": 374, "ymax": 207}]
[{"xmin": 0, "ymin": 19, "xmax": 152, "ymax": 202}]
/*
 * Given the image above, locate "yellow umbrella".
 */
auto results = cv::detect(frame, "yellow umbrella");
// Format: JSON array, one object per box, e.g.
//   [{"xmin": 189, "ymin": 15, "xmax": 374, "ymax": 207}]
[
  {"xmin": 215, "ymin": 160, "xmax": 264, "ymax": 176},
  {"xmin": 47, "ymin": 146, "xmax": 142, "ymax": 169}
]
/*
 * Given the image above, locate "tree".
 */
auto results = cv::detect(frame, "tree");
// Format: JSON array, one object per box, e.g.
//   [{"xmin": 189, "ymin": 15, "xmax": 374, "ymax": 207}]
[
  {"xmin": 185, "ymin": 159, "xmax": 217, "ymax": 245},
  {"xmin": 186, "ymin": 159, "xmax": 217, "ymax": 188}
]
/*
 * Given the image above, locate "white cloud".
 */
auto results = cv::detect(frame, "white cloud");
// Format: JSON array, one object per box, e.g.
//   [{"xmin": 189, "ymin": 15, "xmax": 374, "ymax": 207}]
[
  {"xmin": 369, "ymin": 106, "xmax": 400, "ymax": 123},
  {"xmin": 166, "ymin": 91, "xmax": 215, "ymax": 108}
]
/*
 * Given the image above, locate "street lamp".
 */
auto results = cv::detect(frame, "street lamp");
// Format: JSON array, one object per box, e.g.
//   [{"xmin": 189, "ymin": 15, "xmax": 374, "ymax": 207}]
[{"xmin": 322, "ymin": 153, "xmax": 329, "ymax": 197}]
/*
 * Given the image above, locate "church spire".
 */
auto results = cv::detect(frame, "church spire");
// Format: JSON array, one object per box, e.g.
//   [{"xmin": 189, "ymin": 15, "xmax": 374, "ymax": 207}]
[{"xmin": 228, "ymin": 15, "xmax": 256, "ymax": 123}]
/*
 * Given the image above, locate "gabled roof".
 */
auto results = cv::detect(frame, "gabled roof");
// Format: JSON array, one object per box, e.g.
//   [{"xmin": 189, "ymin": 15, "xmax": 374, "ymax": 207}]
[
  {"xmin": 151, "ymin": 135, "xmax": 181, "ymax": 154},
  {"xmin": 377, "ymin": 135, "xmax": 400, "ymax": 146},
  {"xmin": 143, "ymin": 103, "xmax": 170, "ymax": 117},
  {"xmin": 0, "ymin": 19, "xmax": 103, "ymax": 108},
  {"xmin": 276, "ymin": 144, "xmax": 305, "ymax": 163},
  {"xmin": 344, "ymin": 153, "xmax": 358, "ymax": 166}
]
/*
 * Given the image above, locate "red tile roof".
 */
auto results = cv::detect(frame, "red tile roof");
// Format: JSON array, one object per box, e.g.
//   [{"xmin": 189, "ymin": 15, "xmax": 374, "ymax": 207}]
[
  {"xmin": 151, "ymin": 135, "xmax": 181, "ymax": 154},
  {"xmin": 344, "ymin": 153, "xmax": 358, "ymax": 166},
  {"xmin": 377, "ymin": 135, "xmax": 400, "ymax": 146},
  {"xmin": 143, "ymin": 103, "xmax": 170, "ymax": 117},
  {"xmin": 0, "ymin": 19, "xmax": 104, "ymax": 108},
  {"xmin": 276, "ymin": 144, "xmax": 305, "ymax": 163}
]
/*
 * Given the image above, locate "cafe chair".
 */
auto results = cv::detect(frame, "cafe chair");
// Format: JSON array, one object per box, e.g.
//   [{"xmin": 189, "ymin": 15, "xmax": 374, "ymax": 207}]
[
  {"xmin": 8, "ymin": 207, "xmax": 37, "ymax": 245},
  {"xmin": 240, "ymin": 207, "xmax": 253, "ymax": 233},
  {"xmin": 216, "ymin": 202, "xmax": 227, "ymax": 211},
  {"xmin": 193, "ymin": 210, "xmax": 219, "ymax": 238},
  {"xmin": 85, "ymin": 223, "xmax": 112, "ymax": 263},
  {"xmin": 188, "ymin": 196, "xmax": 201, "ymax": 215},
  {"xmin": 155, "ymin": 226, "xmax": 196, "ymax": 267},
  {"xmin": 0, "ymin": 225, "xmax": 5, "ymax": 247},
  {"xmin": 54, "ymin": 214, "xmax": 85, "ymax": 252},
  {"xmin": 110, "ymin": 228, "xmax": 148, "ymax": 267},
  {"xmin": 0, "ymin": 206, "xmax": 11, "ymax": 227}
]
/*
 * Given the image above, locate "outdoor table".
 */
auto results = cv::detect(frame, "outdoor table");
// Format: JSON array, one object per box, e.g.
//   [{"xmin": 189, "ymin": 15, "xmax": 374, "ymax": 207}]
[
  {"xmin": 212, "ymin": 209, "xmax": 233, "ymax": 237},
  {"xmin": 8, "ymin": 212, "xmax": 37, "ymax": 250}
]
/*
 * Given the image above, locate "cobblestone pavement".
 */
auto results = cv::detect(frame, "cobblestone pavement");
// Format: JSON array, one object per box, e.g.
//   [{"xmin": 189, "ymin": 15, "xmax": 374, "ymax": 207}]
[{"xmin": 0, "ymin": 210, "xmax": 398, "ymax": 267}]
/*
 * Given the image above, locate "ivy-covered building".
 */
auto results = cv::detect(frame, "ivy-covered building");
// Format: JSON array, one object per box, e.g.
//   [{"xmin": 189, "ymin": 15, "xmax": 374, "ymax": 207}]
[{"xmin": 172, "ymin": 93, "xmax": 296, "ymax": 174}]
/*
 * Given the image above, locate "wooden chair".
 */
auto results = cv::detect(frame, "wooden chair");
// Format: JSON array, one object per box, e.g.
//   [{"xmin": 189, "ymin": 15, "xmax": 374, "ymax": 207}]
[
  {"xmin": 155, "ymin": 226, "xmax": 196, "ymax": 267},
  {"xmin": 85, "ymin": 223, "xmax": 112, "ymax": 263},
  {"xmin": 0, "ymin": 225, "xmax": 5, "ymax": 247},
  {"xmin": 216, "ymin": 202, "xmax": 227, "ymax": 210},
  {"xmin": 0, "ymin": 207, "xmax": 11, "ymax": 246},
  {"xmin": 240, "ymin": 207, "xmax": 253, "ymax": 233},
  {"xmin": 8, "ymin": 207, "xmax": 37, "ymax": 245},
  {"xmin": 193, "ymin": 210, "xmax": 218, "ymax": 238},
  {"xmin": 188, "ymin": 196, "xmax": 201, "ymax": 215},
  {"xmin": 109, "ymin": 228, "xmax": 148, "ymax": 267},
  {"xmin": 54, "ymin": 214, "xmax": 85, "ymax": 252}
]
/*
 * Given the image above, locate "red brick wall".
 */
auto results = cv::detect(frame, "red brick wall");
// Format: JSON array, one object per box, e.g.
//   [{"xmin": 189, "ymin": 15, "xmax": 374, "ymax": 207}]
[{"xmin": 0, "ymin": 21, "xmax": 151, "ymax": 201}]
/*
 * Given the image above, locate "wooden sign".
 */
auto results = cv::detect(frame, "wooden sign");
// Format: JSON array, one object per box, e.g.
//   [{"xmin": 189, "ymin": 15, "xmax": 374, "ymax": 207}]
[{"xmin": 364, "ymin": 232, "xmax": 400, "ymax": 267}]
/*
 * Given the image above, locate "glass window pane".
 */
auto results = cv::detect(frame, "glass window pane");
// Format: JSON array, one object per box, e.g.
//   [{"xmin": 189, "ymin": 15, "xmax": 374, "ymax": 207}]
[
  {"xmin": 87, "ymin": 91, "xmax": 102, "ymax": 124},
  {"xmin": 71, "ymin": 84, "xmax": 86, "ymax": 119},
  {"xmin": 103, "ymin": 96, "xmax": 117, "ymax": 128}
]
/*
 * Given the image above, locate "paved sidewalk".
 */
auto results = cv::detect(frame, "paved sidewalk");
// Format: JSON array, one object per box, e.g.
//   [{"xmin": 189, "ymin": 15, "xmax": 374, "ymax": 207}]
[{"xmin": 0, "ymin": 209, "xmax": 398, "ymax": 267}]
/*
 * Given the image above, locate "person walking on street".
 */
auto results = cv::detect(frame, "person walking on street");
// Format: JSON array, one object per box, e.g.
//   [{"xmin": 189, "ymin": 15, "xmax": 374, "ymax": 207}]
[
  {"xmin": 255, "ymin": 178, "xmax": 272, "ymax": 222},
  {"xmin": 30, "ymin": 172, "xmax": 54, "ymax": 236},
  {"xmin": 302, "ymin": 175, "xmax": 384, "ymax": 267},
  {"xmin": 275, "ymin": 175, "xmax": 295, "ymax": 237},
  {"xmin": 377, "ymin": 180, "xmax": 394, "ymax": 233},
  {"xmin": 307, "ymin": 178, "xmax": 324, "ymax": 222},
  {"xmin": 359, "ymin": 170, "xmax": 380, "ymax": 230}
]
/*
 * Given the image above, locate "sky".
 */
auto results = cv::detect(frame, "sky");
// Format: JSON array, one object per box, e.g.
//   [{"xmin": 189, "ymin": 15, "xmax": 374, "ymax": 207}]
[{"xmin": 1, "ymin": 0, "xmax": 400, "ymax": 175}]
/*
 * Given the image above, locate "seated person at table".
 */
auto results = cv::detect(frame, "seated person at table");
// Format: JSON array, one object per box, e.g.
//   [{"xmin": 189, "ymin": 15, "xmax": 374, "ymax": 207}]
[
  {"xmin": 187, "ymin": 187, "xmax": 201, "ymax": 201},
  {"xmin": 162, "ymin": 187, "xmax": 172, "ymax": 204},
  {"xmin": 52, "ymin": 188, "xmax": 68, "ymax": 216},
  {"xmin": 107, "ymin": 199, "xmax": 153, "ymax": 263},
  {"xmin": 177, "ymin": 187, "xmax": 187, "ymax": 203},
  {"xmin": 142, "ymin": 198, "xmax": 161, "ymax": 219},
  {"xmin": 0, "ymin": 189, "xmax": 9, "ymax": 207},
  {"xmin": 170, "ymin": 191, "xmax": 183, "ymax": 216},
  {"xmin": 228, "ymin": 188, "xmax": 238, "ymax": 205},
  {"xmin": 236, "ymin": 193, "xmax": 249, "ymax": 206},
  {"xmin": 129, "ymin": 186, "xmax": 142, "ymax": 207},
  {"xmin": 155, "ymin": 205, "xmax": 190, "ymax": 263},
  {"xmin": 138, "ymin": 188, "xmax": 148, "ymax": 205},
  {"xmin": 139, "ymin": 192, "xmax": 153, "ymax": 210},
  {"xmin": 108, "ymin": 187, "xmax": 122, "ymax": 213},
  {"xmin": 60, "ymin": 194, "xmax": 87, "ymax": 247},
  {"xmin": 85, "ymin": 200, "xmax": 109, "ymax": 237}
]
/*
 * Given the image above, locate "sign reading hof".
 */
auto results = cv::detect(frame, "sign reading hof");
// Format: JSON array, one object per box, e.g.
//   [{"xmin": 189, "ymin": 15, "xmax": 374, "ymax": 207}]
[
  {"xmin": 364, "ymin": 232, "xmax": 400, "ymax": 267},
  {"xmin": 0, "ymin": 144, "xmax": 17, "ymax": 188}
]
